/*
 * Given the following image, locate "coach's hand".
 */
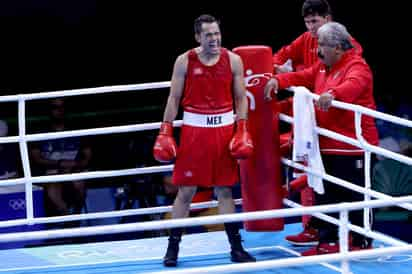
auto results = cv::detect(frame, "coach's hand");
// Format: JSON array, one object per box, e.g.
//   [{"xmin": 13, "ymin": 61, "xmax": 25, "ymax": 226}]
[
  {"xmin": 229, "ymin": 119, "xmax": 254, "ymax": 159},
  {"xmin": 264, "ymin": 78, "xmax": 279, "ymax": 102},
  {"xmin": 153, "ymin": 122, "xmax": 177, "ymax": 163},
  {"xmin": 274, "ymin": 59, "xmax": 293, "ymax": 74},
  {"xmin": 316, "ymin": 91, "xmax": 334, "ymax": 111}
]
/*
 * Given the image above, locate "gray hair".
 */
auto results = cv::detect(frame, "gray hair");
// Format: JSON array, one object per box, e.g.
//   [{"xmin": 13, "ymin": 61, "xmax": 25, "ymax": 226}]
[{"xmin": 317, "ymin": 22, "xmax": 353, "ymax": 50}]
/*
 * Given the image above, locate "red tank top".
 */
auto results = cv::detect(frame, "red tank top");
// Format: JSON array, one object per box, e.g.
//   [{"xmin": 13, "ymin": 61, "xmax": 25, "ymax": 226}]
[{"xmin": 182, "ymin": 48, "xmax": 233, "ymax": 114}]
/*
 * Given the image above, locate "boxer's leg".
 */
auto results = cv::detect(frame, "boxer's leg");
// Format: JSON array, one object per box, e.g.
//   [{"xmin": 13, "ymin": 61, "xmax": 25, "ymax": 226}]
[
  {"xmin": 215, "ymin": 186, "xmax": 256, "ymax": 263},
  {"xmin": 163, "ymin": 186, "xmax": 197, "ymax": 267}
]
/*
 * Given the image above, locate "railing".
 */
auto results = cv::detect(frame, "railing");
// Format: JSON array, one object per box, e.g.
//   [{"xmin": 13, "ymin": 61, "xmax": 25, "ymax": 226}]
[
  {"xmin": 0, "ymin": 81, "xmax": 411, "ymax": 274},
  {"xmin": 281, "ymin": 87, "xmax": 412, "ymax": 234}
]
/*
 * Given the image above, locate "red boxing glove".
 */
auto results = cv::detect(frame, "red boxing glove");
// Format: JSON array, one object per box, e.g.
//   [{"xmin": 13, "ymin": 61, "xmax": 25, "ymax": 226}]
[
  {"xmin": 153, "ymin": 122, "xmax": 177, "ymax": 163},
  {"xmin": 229, "ymin": 119, "xmax": 254, "ymax": 159}
]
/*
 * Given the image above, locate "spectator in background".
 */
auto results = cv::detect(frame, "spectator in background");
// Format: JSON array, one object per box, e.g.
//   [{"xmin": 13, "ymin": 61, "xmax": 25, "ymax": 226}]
[
  {"xmin": 113, "ymin": 132, "xmax": 160, "ymax": 238},
  {"xmin": 0, "ymin": 120, "xmax": 21, "ymax": 180},
  {"xmin": 30, "ymin": 98, "xmax": 92, "ymax": 225},
  {"xmin": 375, "ymin": 94, "xmax": 412, "ymax": 157}
]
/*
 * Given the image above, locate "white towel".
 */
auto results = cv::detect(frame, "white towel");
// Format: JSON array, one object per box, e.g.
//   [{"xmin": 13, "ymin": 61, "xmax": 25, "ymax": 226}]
[{"xmin": 292, "ymin": 87, "xmax": 325, "ymax": 194}]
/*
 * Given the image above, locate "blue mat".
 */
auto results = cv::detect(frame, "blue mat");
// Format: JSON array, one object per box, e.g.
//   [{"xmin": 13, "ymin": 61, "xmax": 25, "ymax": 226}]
[{"xmin": 0, "ymin": 223, "xmax": 411, "ymax": 273}]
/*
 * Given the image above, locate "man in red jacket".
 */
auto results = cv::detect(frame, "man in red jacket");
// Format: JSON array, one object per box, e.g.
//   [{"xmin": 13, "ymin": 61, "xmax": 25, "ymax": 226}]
[
  {"xmin": 264, "ymin": 21, "xmax": 379, "ymax": 255},
  {"xmin": 273, "ymin": 0, "xmax": 362, "ymax": 73},
  {"xmin": 153, "ymin": 14, "xmax": 255, "ymax": 267},
  {"xmin": 273, "ymin": 0, "xmax": 364, "ymax": 247}
]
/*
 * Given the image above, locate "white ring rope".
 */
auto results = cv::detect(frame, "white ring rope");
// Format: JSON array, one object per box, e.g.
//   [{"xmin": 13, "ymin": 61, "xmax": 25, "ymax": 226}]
[
  {"xmin": 144, "ymin": 245, "xmax": 412, "ymax": 274},
  {"xmin": 280, "ymin": 112, "xmax": 412, "ymax": 166},
  {"xmin": 282, "ymin": 198, "xmax": 406, "ymax": 247},
  {"xmin": 0, "ymin": 198, "xmax": 243, "ymax": 228},
  {"xmin": 0, "ymin": 195, "xmax": 411, "ymax": 243},
  {"xmin": 0, "ymin": 82, "xmax": 171, "ymax": 103},
  {"xmin": 282, "ymin": 158, "xmax": 412, "ymax": 211},
  {"xmin": 0, "ymin": 82, "xmax": 411, "ymax": 273}
]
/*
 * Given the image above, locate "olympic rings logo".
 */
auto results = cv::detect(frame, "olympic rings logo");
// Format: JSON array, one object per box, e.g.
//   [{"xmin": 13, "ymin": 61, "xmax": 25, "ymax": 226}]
[
  {"xmin": 59, "ymin": 250, "xmax": 113, "ymax": 258},
  {"xmin": 353, "ymin": 254, "xmax": 412, "ymax": 263},
  {"xmin": 8, "ymin": 199, "xmax": 26, "ymax": 210}
]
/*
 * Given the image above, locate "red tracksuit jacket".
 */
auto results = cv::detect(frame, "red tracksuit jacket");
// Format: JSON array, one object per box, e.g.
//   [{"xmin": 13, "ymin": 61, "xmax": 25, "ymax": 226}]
[
  {"xmin": 275, "ymin": 49, "xmax": 379, "ymax": 155},
  {"xmin": 272, "ymin": 31, "xmax": 363, "ymax": 72}
]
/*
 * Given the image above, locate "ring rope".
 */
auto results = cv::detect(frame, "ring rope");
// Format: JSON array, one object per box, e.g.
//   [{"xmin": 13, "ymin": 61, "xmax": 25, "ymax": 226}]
[
  {"xmin": 0, "ymin": 82, "xmax": 411, "ymax": 273},
  {"xmin": 0, "ymin": 195, "xmax": 411, "ymax": 243},
  {"xmin": 144, "ymin": 245, "xmax": 412, "ymax": 274}
]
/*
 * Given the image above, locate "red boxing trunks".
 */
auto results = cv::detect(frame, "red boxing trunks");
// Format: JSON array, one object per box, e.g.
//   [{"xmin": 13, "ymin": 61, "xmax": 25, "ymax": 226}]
[{"xmin": 172, "ymin": 111, "xmax": 238, "ymax": 187}]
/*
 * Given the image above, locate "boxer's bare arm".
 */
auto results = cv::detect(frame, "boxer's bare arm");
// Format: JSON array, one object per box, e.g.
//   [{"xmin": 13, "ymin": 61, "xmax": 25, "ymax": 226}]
[
  {"xmin": 230, "ymin": 52, "xmax": 248, "ymax": 120},
  {"xmin": 163, "ymin": 52, "xmax": 188, "ymax": 122}
]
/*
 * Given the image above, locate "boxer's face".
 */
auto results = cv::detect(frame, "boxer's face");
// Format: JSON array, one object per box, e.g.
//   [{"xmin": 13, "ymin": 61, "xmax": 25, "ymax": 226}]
[
  {"xmin": 196, "ymin": 22, "xmax": 221, "ymax": 55},
  {"xmin": 304, "ymin": 14, "xmax": 330, "ymax": 38}
]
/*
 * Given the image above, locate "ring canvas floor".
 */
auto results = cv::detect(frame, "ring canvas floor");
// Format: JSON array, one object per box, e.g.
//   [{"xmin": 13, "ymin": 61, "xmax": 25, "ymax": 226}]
[{"xmin": 0, "ymin": 223, "xmax": 410, "ymax": 274}]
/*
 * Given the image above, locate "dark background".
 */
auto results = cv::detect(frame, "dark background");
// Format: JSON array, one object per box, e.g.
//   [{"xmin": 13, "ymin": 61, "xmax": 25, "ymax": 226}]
[
  {"xmin": 0, "ymin": 1, "xmax": 407, "ymax": 94},
  {"xmin": 0, "ymin": 1, "xmax": 409, "ymax": 126}
]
